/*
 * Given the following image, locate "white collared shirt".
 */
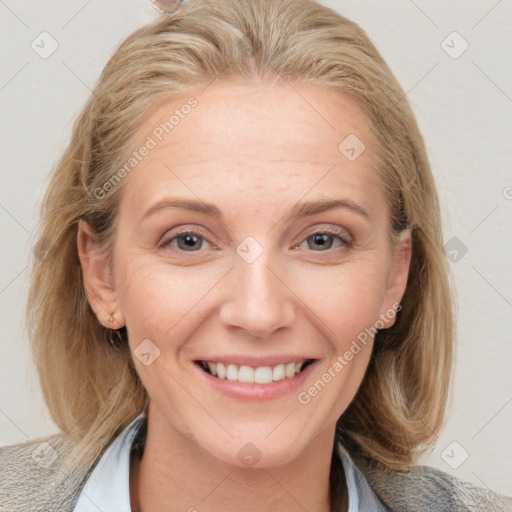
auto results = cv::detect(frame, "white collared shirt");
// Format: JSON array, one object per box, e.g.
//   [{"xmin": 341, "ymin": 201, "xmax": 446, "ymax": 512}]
[{"xmin": 73, "ymin": 412, "xmax": 388, "ymax": 512}]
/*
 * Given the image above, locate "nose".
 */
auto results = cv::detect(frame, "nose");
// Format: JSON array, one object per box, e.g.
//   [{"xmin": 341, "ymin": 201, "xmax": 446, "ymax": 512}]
[{"xmin": 218, "ymin": 243, "xmax": 296, "ymax": 339}]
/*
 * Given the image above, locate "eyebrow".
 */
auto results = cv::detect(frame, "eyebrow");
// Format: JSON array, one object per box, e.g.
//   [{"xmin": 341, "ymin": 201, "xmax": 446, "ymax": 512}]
[{"xmin": 141, "ymin": 197, "xmax": 371, "ymax": 224}]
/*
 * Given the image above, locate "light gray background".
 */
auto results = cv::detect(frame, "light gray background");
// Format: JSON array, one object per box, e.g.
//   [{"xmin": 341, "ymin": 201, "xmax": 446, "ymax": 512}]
[{"xmin": 1, "ymin": 0, "xmax": 511, "ymax": 497}]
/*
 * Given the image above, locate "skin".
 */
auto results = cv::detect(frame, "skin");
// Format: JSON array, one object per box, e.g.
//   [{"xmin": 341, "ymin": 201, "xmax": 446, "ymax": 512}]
[{"xmin": 77, "ymin": 80, "xmax": 411, "ymax": 512}]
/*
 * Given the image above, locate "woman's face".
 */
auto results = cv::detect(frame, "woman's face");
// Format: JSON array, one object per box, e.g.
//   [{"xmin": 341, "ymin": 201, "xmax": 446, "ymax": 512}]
[{"xmin": 81, "ymin": 80, "xmax": 411, "ymax": 468}]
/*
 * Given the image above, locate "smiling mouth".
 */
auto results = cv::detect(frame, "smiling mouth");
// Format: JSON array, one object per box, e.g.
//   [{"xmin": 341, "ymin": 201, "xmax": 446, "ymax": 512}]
[{"xmin": 196, "ymin": 359, "xmax": 315, "ymax": 384}]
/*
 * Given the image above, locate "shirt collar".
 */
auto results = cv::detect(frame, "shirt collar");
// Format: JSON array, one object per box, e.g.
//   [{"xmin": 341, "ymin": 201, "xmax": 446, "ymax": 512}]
[
  {"xmin": 74, "ymin": 412, "xmax": 387, "ymax": 512},
  {"xmin": 337, "ymin": 442, "xmax": 389, "ymax": 511},
  {"xmin": 73, "ymin": 412, "xmax": 146, "ymax": 512}
]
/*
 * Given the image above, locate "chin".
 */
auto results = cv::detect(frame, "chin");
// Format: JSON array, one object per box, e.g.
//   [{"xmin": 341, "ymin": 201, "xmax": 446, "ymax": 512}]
[{"xmin": 193, "ymin": 426, "xmax": 313, "ymax": 470}]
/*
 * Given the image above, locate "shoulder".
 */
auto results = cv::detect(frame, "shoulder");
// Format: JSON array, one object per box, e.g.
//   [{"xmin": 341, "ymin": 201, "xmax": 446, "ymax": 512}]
[
  {"xmin": 0, "ymin": 433, "xmax": 88, "ymax": 511},
  {"xmin": 351, "ymin": 452, "xmax": 512, "ymax": 512}
]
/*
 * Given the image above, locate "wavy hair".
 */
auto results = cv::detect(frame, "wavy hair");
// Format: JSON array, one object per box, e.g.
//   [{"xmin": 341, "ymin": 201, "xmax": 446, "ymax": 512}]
[{"xmin": 25, "ymin": 0, "xmax": 456, "ymax": 485}]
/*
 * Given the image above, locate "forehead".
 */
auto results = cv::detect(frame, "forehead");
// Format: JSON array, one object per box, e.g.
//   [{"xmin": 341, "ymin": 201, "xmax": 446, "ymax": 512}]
[{"xmin": 119, "ymin": 80, "xmax": 383, "ymax": 217}]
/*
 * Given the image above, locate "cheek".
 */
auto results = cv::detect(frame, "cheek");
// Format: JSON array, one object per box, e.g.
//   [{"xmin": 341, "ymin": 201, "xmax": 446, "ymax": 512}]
[
  {"xmin": 297, "ymin": 259, "xmax": 388, "ymax": 340},
  {"xmin": 114, "ymin": 253, "xmax": 224, "ymax": 344}
]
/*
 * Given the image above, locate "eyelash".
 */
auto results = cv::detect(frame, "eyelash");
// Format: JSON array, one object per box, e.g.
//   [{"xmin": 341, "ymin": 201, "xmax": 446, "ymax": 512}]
[{"xmin": 160, "ymin": 227, "xmax": 352, "ymax": 253}]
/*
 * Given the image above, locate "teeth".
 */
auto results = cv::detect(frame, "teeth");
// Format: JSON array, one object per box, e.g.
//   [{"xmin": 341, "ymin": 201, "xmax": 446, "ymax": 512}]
[
  {"xmin": 216, "ymin": 362, "xmax": 226, "ymax": 379},
  {"xmin": 226, "ymin": 364, "xmax": 238, "ymax": 381},
  {"xmin": 207, "ymin": 362, "xmax": 217, "ymax": 376},
  {"xmin": 272, "ymin": 364, "xmax": 285, "ymax": 382},
  {"xmin": 238, "ymin": 365, "xmax": 254, "ymax": 383},
  {"xmin": 285, "ymin": 362, "xmax": 296, "ymax": 378},
  {"xmin": 254, "ymin": 366, "xmax": 273, "ymax": 384},
  {"xmin": 200, "ymin": 359, "xmax": 310, "ymax": 384}
]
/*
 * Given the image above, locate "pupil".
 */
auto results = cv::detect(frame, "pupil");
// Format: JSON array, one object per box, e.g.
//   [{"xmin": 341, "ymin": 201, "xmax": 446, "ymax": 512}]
[
  {"xmin": 309, "ymin": 233, "xmax": 332, "ymax": 250},
  {"xmin": 314, "ymin": 234, "xmax": 327, "ymax": 245},
  {"xmin": 180, "ymin": 234, "xmax": 200, "ymax": 250}
]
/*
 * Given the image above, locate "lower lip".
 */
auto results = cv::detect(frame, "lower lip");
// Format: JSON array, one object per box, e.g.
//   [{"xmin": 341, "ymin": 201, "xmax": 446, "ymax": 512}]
[{"xmin": 193, "ymin": 360, "xmax": 320, "ymax": 401}]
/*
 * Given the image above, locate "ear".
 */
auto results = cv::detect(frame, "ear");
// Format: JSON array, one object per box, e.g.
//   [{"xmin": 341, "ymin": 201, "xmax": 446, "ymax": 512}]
[
  {"xmin": 378, "ymin": 229, "xmax": 412, "ymax": 328},
  {"xmin": 77, "ymin": 219, "xmax": 125, "ymax": 329}
]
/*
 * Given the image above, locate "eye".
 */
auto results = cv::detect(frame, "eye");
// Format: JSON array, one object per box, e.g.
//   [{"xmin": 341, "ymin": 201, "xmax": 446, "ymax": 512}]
[
  {"xmin": 160, "ymin": 229, "xmax": 216, "ymax": 252},
  {"xmin": 295, "ymin": 227, "xmax": 352, "ymax": 252}
]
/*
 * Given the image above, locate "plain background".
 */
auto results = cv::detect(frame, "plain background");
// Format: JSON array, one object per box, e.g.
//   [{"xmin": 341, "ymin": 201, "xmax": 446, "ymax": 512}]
[{"xmin": 1, "ymin": 0, "xmax": 511, "ymax": 497}]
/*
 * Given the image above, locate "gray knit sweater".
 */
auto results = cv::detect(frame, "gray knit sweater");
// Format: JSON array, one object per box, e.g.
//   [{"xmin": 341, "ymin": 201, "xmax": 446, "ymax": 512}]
[{"xmin": 1, "ymin": 430, "xmax": 511, "ymax": 511}]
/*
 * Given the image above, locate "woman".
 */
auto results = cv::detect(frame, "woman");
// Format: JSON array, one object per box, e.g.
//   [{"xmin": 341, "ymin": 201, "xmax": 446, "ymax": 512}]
[{"xmin": 1, "ymin": 0, "xmax": 510, "ymax": 510}]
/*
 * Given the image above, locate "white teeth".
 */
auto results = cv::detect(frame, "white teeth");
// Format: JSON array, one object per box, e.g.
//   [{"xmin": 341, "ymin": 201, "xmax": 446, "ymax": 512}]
[
  {"xmin": 272, "ymin": 364, "xmax": 286, "ymax": 382},
  {"xmin": 254, "ymin": 366, "xmax": 273, "ymax": 384},
  {"xmin": 285, "ymin": 362, "xmax": 296, "ymax": 378},
  {"xmin": 207, "ymin": 362, "xmax": 217, "ymax": 376},
  {"xmin": 200, "ymin": 359, "xmax": 310, "ymax": 384},
  {"xmin": 226, "ymin": 364, "xmax": 238, "ymax": 381},
  {"xmin": 238, "ymin": 365, "xmax": 255, "ymax": 383},
  {"xmin": 216, "ymin": 362, "xmax": 226, "ymax": 379}
]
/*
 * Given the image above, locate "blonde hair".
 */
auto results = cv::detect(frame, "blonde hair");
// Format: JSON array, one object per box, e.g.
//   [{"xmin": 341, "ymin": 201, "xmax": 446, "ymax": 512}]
[{"xmin": 25, "ymin": 0, "xmax": 455, "ymax": 485}]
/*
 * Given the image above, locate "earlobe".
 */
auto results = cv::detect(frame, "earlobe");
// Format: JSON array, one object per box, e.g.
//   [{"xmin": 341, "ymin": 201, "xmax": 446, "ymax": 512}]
[
  {"xmin": 77, "ymin": 219, "xmax": 125, "ymax": 329},
  {"xmin": 379, "ymin": 229, "xmax": 412, "ymax": 329}
]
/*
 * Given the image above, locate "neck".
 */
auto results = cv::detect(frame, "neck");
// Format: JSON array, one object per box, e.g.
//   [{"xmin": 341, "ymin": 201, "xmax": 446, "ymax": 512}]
[{"xmin": 129, "ymin": 406, "xmax": 346, "ymax": 512}]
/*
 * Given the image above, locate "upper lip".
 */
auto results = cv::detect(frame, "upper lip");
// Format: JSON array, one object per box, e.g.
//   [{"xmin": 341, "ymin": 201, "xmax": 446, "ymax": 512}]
[{"xmin": 194, "ymin": 355, "xmax": 317, "ymax": 367}]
